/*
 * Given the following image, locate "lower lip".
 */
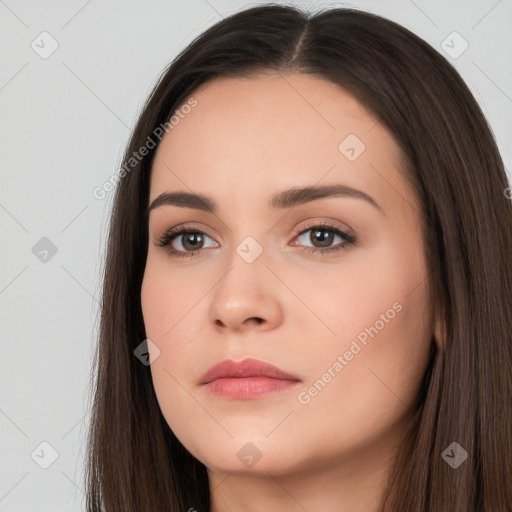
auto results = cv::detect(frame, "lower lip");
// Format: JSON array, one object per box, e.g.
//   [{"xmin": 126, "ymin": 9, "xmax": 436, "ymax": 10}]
[{"xmin": 202, "ymin": 377, "xmax": 301, "ymax": 399}]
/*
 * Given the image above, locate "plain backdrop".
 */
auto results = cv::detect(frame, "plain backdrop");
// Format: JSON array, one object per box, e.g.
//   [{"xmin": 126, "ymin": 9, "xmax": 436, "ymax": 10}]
[{"xmin": 0, "ymin": 1, "xmax": 511, "ymax": 510}]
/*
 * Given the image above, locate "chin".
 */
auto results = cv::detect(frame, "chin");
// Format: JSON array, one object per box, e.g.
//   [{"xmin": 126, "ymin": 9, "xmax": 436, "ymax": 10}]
[{"xmin": 185, "ymin": 436, "xmax": 308, "ymax": 475}]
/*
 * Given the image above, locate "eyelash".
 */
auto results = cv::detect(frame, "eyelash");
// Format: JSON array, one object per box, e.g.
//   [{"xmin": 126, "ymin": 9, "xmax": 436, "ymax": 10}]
[{"xmin": 154, "ymin": 222, "xmax": 356, "ymax": 259}]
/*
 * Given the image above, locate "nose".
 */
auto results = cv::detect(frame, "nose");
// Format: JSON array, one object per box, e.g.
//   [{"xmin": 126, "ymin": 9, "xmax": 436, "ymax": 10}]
[{"xmin": 208, "ymin": 253, "xmax": 283, "ymax": 334}]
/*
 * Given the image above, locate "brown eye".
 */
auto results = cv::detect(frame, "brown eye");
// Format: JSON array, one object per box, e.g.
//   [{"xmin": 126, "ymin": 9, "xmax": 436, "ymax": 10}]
[
  {"xmin": 155, "ymin": 227, "xmax": 218, "ymax": 258},
  {"xmin": 179, "ymin": 231, "xmax": 205, "ymax": 251},
  {"xmin": 293, "ymin": 224, "xmax": 356, "ymax": 255},
  {"xmin": 309, "ymin": 228, "xmax": 336, "ymax": 248}
]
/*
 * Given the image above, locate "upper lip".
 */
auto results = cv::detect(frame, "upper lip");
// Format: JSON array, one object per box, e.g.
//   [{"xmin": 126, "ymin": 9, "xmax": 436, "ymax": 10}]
[{"xmin": 199, "ymin": 357, "xmax": 301, "ymax": 384}]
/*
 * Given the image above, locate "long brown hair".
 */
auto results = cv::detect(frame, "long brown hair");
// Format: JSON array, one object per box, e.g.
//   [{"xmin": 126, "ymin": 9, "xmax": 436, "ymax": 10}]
[{"xmin": 84, "ymin": 4, "xmax": 512, "ymax": 511}]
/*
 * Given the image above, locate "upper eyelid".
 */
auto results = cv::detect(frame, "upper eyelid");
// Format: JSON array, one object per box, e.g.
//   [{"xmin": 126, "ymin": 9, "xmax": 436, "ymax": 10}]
[{"xmin": 155, "ymin": 216, "xmax": 353, "ymax": 234}]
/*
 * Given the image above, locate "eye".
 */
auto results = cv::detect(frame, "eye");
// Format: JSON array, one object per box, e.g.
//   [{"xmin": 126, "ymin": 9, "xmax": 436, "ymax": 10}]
[
  {"xmin": 155, "ymin": 225, "xmax": 218, "ymax": 258},
  {"xmin": 154, "ymin": 222, "xmax": 356, "ymax": 258},
  {"xmin": 292, "ymin": 222, "xmax": 356, "ymax": 255}
]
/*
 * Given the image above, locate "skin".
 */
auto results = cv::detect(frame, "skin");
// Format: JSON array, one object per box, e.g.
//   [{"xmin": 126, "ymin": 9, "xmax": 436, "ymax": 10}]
[{"xmin": 140, "ymin": 72, "xmax": 439, "ymax": 512}]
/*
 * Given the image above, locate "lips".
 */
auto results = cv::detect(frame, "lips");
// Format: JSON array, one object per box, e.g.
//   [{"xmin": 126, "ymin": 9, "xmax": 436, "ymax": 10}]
[{"xmin": 199, "ymin": 357, "xmax": 301, "ymax": 385}]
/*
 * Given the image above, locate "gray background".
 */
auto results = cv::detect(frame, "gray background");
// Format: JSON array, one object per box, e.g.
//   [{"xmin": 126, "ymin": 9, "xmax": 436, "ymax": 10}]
[{"xmin": 1, "ymin": 0, "xmax": 511, "ymax": 510}]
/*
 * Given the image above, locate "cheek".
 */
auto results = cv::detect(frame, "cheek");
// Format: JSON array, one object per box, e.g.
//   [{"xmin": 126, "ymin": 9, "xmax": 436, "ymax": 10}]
[
  {"xmin": 297, "ymin": 249, "xmax": 432, "ymax": 428},
  {"xmin": 140, "ymin": 270, "xmax": 199, "ymax": 453},
  {"xmin": 288, "ymin": 281, "xmax": 431, "ymax": 462},
  {"xmin": 140, "ymin": 258, "xmax": 213, "ymax": 434},
  {"xmin": 140, "ymin": 255, "xmax": 205, "ymax": 342},
  {"xmin": 140, "ymin": 271, "xmax": 172, "ymax": 339},
  {"xmin": 140, "ymin": 267, "xmax": 203, "ymax": 384}
]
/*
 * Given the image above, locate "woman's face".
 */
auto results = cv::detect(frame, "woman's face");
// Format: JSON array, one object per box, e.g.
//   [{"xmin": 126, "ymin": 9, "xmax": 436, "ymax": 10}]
[{"xmin": 141, "ymin": 72, "xmax": 434, "ymax": 475}]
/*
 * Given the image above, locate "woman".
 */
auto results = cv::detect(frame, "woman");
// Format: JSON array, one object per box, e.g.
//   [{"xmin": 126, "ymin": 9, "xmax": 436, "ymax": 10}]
[{"xmin": 85, "ymin": 4, "xmax": 512, "ymax": 511}]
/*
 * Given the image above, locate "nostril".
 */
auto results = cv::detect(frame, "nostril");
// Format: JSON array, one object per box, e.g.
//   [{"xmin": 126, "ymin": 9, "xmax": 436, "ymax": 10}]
[
  {"xmin": 214, "ymin": 317, "xmax": 264, "ymax": 328},
  {"xmin": 247, "ymin": 317, "xmax": 264, "ymax": 325}
]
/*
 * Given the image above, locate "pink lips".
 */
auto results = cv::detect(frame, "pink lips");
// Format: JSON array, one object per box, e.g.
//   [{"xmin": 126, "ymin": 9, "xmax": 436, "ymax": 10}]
[{"xmin": 199, "ymin": 357, "xmax": 301, "ymax": 400}]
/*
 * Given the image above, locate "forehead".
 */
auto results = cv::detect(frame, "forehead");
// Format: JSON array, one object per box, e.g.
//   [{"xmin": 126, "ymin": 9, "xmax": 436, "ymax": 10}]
[{"xmin": 149, "ymin": 72, "xmax": 412, "ymax": 210}]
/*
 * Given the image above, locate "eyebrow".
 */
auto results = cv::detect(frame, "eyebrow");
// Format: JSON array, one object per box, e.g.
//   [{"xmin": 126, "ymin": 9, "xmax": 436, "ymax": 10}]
[{"xmin": 147, "ymin": 184, "xmax": 384, "ymax": 216}]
